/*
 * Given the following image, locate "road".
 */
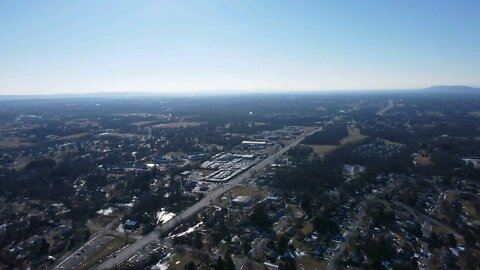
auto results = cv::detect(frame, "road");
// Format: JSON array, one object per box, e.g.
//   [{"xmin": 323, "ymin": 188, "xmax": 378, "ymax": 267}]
[
  {"xmin": 55, "ymin": 233, "xmax": 115, "ymax": 270},
  {"xmin": 95, "ymin": 126, "xmax": 321, "ymax": 269},
  {"xmin": 420, "ymin": 192, "xmax": 445, "ymax": 270},
  {"xmin": 376, "ymin": 100, "xmax": 394, "ymax": 116},
  {"xmin": 420, "ymin": 221, "xmax": 431, "ymax": 270},
  {"xmin": 54, "ymin": 210, "xmax": 126, "ymax": 270},
  {"xmin": 391, "ymin": 201, "xmax": 464, "ymax": 240},
  {"xmin": 326, "ymin": 200, "xmax": 368, "ymax": 270}
]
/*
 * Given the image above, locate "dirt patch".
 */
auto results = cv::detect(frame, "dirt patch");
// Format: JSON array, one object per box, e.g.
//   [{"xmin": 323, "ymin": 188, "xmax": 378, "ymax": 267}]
[
  {"xmin": 0, "ymin": 137, "xmax": 32, "ymax": 149},
  {"xmin": 51, "ymin": 132, "xmax": 91, "ymax": 141},
  {"xmin": 415, "ymin": 155, "xmax": 433, "ymax": 166},
  {"xmin": 340, "ymin": 128, "xmax": 368, "ymax": 144},
  {"xmin": 131, "ymin": 120, "xmax": 157, "ymax": 127},
  {"xmin": 310, "ymin": 145, "xmax": 339, "ymax": 157},
  {"xmin": 153, "ymin": 122, "xmax": 204, "ymax": 129},
  {"xmin": 384, "ymin": 139, "xmax": 406, "ymax": 147}
]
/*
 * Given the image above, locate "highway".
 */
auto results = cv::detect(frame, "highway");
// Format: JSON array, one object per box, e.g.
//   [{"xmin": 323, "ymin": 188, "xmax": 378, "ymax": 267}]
[
  {"xmin": 54, "ymin": 232, "xmax": 111, "ymax": 270},
  {"xmin": 325, "ymin": 198, "xmax": 368, "ymax": 270},
  {"xmin": 95, "ymin": 126, "xmax": 321, "ymax": 269},
  {"xmin": 376, "ymin": 99, "xmax": 394, "ymax": 116}
]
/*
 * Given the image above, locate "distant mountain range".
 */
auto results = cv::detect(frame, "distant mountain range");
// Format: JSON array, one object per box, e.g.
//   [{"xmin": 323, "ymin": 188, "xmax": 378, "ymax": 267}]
[
  {"xmin": 0, "ymin": 85, "xmax": 479, "ymax": 100},
  {"xmin": 421, "ymin": 85, "xmax": 480, "ymax": 93}
]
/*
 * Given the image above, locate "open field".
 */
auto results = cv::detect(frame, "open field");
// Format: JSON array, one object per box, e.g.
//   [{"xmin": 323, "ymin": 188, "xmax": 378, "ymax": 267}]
[
  {"xmin": 339, "ymin": 128, "xmax": 368, "ymax": 144},
  {"xmin": 227, "ymin": 185, "xmax": 269, "ymax": 200},
  {"xmin": 445, "ymin": 191, "xmax": 480, "ymax": 221},
  {"xmin": 131, "ymin": 120, "xmax": 157, "ymax": 127},
  {"xmin": 310, "ymin": 145, "xmax": 339, "ymax": 157},
  {"xmin": 384, "ymin": 139, "xmax": 406, "ymax": 147},
  {"xmin": 305, "ymin": 128, "xmax": 368, "ymax": 157},
  {"xmin": 51, "ymin": 132, "xmax": 91, "ymax": 141},
  {"xmin": 13, "ymin": 157, "xmax": 31, "ymax": 171},
  {"xmin": 429, "ymin": 254, "xmax": 441, "ymax": 270},
  {"xmin": 0, "ymin": 137, "xmax": 31, "ymax": 149},
  {"xmin": 463, "ymin": 201, "xmax": 480, "ymax": 221},
  {"xmin": 291, "ymin": 237, "xmax": 328, "ymax": 270},
  {"xmin": 414, "ymin": 155, "xmax": 433, "ymax": 166},
  {"xmin": 415, "ymin": 151, "xmax": 433, "ymax": 166},
  {"xmin": 169, "ymin": 253, "xmax": 201, "ymax": 270},
  {"xmin": 431, "ymin": 223, "xmax": 465, "ymax": 245},
  {"xmin": 297, "ymin": 255, "xmax": 328, "ymax": 270},
  {"xmin": 300, "ymin": 221, "xmax": 313, "ymax": 234},
  {"xmin": 458, "ymin": 248, "xmax": 480, "ymax": 269},
  {"xmin": 152, "ymin": 122, "xmax": 204, "ymax": 129}
]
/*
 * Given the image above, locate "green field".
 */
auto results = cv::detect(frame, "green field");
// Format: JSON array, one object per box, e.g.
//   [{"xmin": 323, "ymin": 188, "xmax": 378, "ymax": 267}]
[{"xmin": 305, "ymin": 128, "xmax": 368, "ymax": 157}]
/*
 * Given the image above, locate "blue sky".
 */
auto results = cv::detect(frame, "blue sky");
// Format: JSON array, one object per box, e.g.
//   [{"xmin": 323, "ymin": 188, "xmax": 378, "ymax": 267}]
[{"xmin": 1, "ymin": 0, "xmax": 479, "ymax": 94}]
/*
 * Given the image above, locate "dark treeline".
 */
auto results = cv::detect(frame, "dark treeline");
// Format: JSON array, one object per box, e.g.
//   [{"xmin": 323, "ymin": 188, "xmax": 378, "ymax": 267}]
[{"xmin": 301, "ymin": 126, "xmax": 348, "ymax": 145}]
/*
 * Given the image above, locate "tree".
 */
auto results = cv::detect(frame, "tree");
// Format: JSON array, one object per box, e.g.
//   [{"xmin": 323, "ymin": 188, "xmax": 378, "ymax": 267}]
[
  {"xmin": 278, "ymin": 235, "xmax": 289, "ymax": 253},
  {"xmin": 300, "ymin": 194, "xmax": 313, "ymax": 217},
  {"xmin": 430, "ymin": 231, "xmax": 441, "ymax": 249},
  {"xmin": 214, "ymin": 256, "xmax": 225, "ymax": 270},
  {"xmin": 447, "ymin": 233, "xmax": 457, "ymax": 248},
  {"xmin": 313, "ymin": 216, "xmax": 339, "ymax": 235},
  {"xmin": 193, "ymin": 232, "xmax": 203, "ymax": 249},
  {"xmin": 279, "ymin": 256, "xmax": 297, "ymax": 270},
  {"xmin": 242, "ymin": 239, "xmax": 251, "ymax": 255},
  {"xmin": 184, "ymin": 261, "xmax": 196, "ymax": 270},
  {"xmin": 225, "ymin": 251, "xmax": 236, "ymax": 270},
  {"xmin": 250, "ymin": 203, "xmax": 272, "ymax": 229},
  {"xmin": 461, "ymin": 229, "xmax": 476, "ymax": 248}
]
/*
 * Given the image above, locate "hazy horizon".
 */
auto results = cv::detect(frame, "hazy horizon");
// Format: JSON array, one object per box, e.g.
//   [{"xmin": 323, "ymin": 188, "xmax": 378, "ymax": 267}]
[{"xmin": 1, "ymin": 1, "xmax": 479, "ymax": 95}]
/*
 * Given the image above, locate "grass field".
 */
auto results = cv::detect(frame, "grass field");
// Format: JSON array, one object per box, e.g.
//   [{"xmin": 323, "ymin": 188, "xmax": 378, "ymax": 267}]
[
  {"xmin": 414, "ymin": 155, "xmax": 433, "ymax": 166},
  {"xmin": 339, "ymin": 128, "xmax": 368, "ymax": 144},
  {"xmin": 51, "ymin": 132, "xmax": 90, "ymax": 141},
  {"xmin": 384, "ymin": 139, "xmax": 406, "ymax": 147},
  {"xmin": 297, "ymin": 255, "xmax": 328, "ymax": 270},
  {"xmin": 301, "ymin": 221, "xmax": 313, "ymax": 234},
  {"xmin": 13, "ymin": 157, "xmax": 31, "ymax": 171},
  {"xmin": 227, "ymin": 186, "xmax": 269, "ymax": 200},
  {"xmin": 310, "ymin": 145, "xmax": 339, "ymax": 157},
  {"xmin": 131, "ymin": 120, "xmax": 157, "ymax": 127},
  {"xmin": 153, "ymin": 121, "xmax": 204, "ymax": 129},
  {"xmin": 463, "ymin": 201, "xmax": 479, "ymax": 221},
  {"xmin": 431, "ymin": 223, "xmax": 465, "ymax": 245},
  {"xmin": 0, "ymin": 137, "xmax": 31, "ymax": 149},
  {"xmin": 169, "ymin": 253, "xmax": 201, "ymax": 270},
  {"xmin": 458, "ymin": 248, "xmax": 480, "ymax": 269},
  {"xmin": 305, "ymin": 128, "xmax": 368, "ymax": 157},
  {"xmin": 291, "ymin": 236, "xmax": 328, "ymax": 270}
]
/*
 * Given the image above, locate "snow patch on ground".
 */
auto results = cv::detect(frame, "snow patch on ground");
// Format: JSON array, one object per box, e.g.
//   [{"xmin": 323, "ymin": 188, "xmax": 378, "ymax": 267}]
[
  {"xmin": 157, "ymin": 209, "xmax": 175, "ymax": 225},
  {"xmin": 115, "ymin": 202, "xmax": 134, "ymax": 208},
  {"xmin": 151, "ymin": 253, "xmax": 172, "ymax": 270},
  {"xmin": 97, "ymin": 207, "xmax": 116, "ymax": 216},
  {"xmin": 169, "ymin": 222, "xmax": 203, "ymax": 238}
]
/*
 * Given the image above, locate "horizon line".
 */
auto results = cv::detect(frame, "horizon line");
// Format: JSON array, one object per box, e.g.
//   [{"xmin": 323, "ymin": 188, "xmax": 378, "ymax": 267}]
[{"xmin": 0, "ymin": 85, "xmax": 479, "ymax": 99}]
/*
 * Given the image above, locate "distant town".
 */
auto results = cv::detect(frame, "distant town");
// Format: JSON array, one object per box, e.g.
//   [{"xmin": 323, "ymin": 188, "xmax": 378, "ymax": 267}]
[{"xmin": 1, "ymin": 88, "xmax": 480, "ymax": 270}]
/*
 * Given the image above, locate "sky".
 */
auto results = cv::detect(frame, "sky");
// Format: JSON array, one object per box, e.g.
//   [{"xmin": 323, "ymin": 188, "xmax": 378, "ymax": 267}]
[{"xmin": 0, "ymin": 0, "xmax": 479, "ymax": 95}]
